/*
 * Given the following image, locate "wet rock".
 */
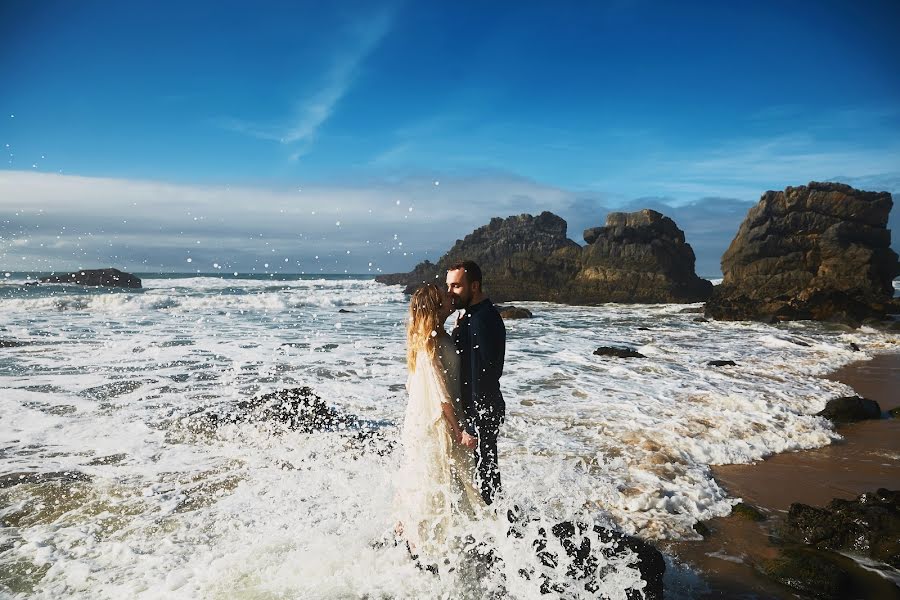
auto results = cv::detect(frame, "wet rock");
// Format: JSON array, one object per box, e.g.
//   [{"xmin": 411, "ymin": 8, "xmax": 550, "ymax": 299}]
[
  {"xmin": 194, "ymin": 387, "xmax": 359, "ymax": 434},
  {"xmin": 849, "ymin": 342, "xmax": 861, "ymax": 351},
  {"xmin": 593, "ymin": 346, "xmax": 645, "ymax": 358},
  {"xmin": 0, "ymin": 340, "xmax": 27, "ymax": 348},
  {"xmin": 507, "ymin": 508, "xmax": 665, "ymax": 600},
  {"xmin": 692, "ymin": 521, "xmax": 711, "ymax": 537},
  {"xmin": 338, "ymin": 308, "xmax": 355, "ymax": 313},
  {"xmin": 760, "ymin": 546, "xmax": 854, "ymax": 599},
  {"xmin": 889, "ymin": 407, "xmax": 900, "ymax": 419},
  {"xmin": 496, "ymin": 305, "xmax": 533, "ymax": 319},
  {"xmin": 40, "ymin": 268, "xmax": 142, "ymax": 289},
  {"xmin": 692, "ymin": 317, "xmax": 708, "ymax": 322},
  {"xmin": 707, "ymin": 360, "xmax": 737, "ymax": 367},
  {"xmin": 0, "ymin": 471, "xmax": 91, "ymax": 489},
  {"xmin": 731, "ymin": 502, "xmax": 766, "ymax": 522},
  {"xmin": 707, "ymin": 182, "xmax": 899, "ymax": 324},
  {"xmin": 779, "ymin": 489, "xmax": 900, "ymax": 568},
  {"xmin": 816, "ymin": 396, "xmax": 881, "ymax": 423},
  {"xmin": 376, "ymin": 210, "xmax": 711, "ymax": 304}
]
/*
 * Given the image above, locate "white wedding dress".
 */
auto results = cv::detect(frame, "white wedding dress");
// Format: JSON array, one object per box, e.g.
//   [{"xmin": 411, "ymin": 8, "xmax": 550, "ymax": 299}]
[{"xmin": 394, "ymin": 331, "xmax": 485, "ymax": 556}]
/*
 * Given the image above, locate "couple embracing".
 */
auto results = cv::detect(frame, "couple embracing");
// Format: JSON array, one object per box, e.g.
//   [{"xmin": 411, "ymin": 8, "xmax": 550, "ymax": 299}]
[{"xmin": 394, "ymin": 260, "xmax": 506, "ymax": 557}]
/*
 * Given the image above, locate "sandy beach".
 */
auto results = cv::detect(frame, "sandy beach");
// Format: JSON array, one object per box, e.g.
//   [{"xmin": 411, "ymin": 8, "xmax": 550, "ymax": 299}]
[{"xmin": 666, "ymin": 351, "xmax": 900, "ymax": 599}]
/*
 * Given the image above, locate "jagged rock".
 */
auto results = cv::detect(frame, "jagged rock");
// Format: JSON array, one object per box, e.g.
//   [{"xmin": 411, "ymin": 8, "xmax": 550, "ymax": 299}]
[
  {"xmin": 707, "ymin": 182, "xmax": 899, "ymax": 324},
  {"xmin": 778, "ymin": 489, "xmax": 900, "ymax": 569},
  {"xmin": 849, "ymin": 342, "xmax": 861, "ymax": 351},
  {"xmin": 376, "ymin": 212, "xmax": 582, "ymax": 301},
  {"xmin": 496, "ymin": 305, "xmax": 533, "ymax": 319},
  {"xmin": 506, "ymin": 507, "xmax": 665, "ymax": 600},
  {"xmin": 192, "ymin": 387, "xmax": 358, "ymax": 434},
  {"xmin": 577, "ymin": 209, "xmax": 712, "ymax": 303},
  {"xmin": 816, "ymin": 396, "xmax": 881, "ymax": 423},
  {"xmin": 707, "ymin": 360, "xmax": 737, "ymax": 367},
  {"xmin": 375, "ymin": 210, "xmax": 711, "ymax": 304},
  {"xmin": 593, "ymin": 346, "xmax": 645, "ymax": 358},
  {"xmin": 759, "ymin": 547, "xmax": 855, "ymax": 599},
  {"xmin": 40, "ymin": 268, "xmax": 142, "ymax": 289},
  {"xmin": 731, "ymin": 502, "xmax": 766, "ymax": 521}
]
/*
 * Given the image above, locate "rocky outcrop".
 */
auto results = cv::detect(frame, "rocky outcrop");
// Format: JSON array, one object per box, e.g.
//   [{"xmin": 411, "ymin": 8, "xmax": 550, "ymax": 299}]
[
  {"xmin": 577, "ymin": 209, "xmax": 712, "ymax": 303},
  {"xmin": 706, "ymin": 182, "xmax": 899, "ymax": 324},
  {"xmin": 779, "ymin": 489, "xmax": 900, "ymax": 569},
  {"xmin": 377, "ymin": 212, "xmax": 583, "ymax": 302},
  {"xmin": 40, "ymin": 268, "xmax": 142, "ymax": 289},
  {"xmin": 376, "ymin": 210, "xmax": 711, "ymax": 304}
]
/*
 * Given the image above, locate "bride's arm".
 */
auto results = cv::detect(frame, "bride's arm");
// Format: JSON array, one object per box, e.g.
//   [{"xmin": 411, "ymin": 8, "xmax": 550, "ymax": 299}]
[{"xmin": 440, "ymin": 399, "xmax": 463, "ymax": 444}]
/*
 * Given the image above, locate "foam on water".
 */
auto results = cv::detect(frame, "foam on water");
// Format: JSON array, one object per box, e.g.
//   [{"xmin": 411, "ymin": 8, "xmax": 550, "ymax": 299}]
[{"xmin": 1, "ymin": 276, "xmax": 899, "ymax": 598}]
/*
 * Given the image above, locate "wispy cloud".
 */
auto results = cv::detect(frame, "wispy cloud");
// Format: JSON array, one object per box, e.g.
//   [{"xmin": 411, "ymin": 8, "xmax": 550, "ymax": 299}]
[{"xmin": 218, "ymin": 8, "xmax": 393, "ymax": 159}]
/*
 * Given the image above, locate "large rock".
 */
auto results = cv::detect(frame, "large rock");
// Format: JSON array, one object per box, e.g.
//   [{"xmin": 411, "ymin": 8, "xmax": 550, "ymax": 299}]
[
  {"xmin": 40, "ymin": 268, "xmax": 142, "ymax": 289},
  {"xmin": 779, "ymin": 489, "xmax": 900, "ymax": 568},
  {"xmin": 577, "ymin": 209, "xmax": 712, "ymax": 303},
  {"xmin": 376, "ymin": 210, "xmax": 711, "ymax": 304},
  {"xmin": 706, "ymin": 182, "xmax": 899, "ymax": 323}
]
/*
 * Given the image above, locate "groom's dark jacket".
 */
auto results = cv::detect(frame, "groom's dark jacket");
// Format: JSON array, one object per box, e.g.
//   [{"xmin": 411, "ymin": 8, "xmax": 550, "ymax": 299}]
[{"xmin": 453, "ymin": 298, "xmax": 506, "ymax": 436}]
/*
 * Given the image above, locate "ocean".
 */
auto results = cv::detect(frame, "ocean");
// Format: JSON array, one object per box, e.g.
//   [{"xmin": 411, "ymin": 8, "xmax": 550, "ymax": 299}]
[{"xmin": 1, "ymin": 273, "xmax": 898, "ymax": 599}]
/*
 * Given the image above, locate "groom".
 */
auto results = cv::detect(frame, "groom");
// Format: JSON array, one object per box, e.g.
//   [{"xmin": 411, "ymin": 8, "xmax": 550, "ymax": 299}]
[{"xmin": 446, "ymin": 260, "xmax": 506, "ymax": 505}]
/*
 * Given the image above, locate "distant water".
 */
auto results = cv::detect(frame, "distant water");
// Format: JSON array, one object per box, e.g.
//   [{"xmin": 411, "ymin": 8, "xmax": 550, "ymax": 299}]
[{"xmin": 1, "ymin": 273, "xmax": 898, "ymax": 598}]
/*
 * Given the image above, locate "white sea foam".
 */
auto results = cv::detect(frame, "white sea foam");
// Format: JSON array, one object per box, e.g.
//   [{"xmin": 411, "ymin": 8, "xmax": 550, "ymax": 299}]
[{"xmin": 1, "ymin": 278, "xmax": 898, "ymax": 598}]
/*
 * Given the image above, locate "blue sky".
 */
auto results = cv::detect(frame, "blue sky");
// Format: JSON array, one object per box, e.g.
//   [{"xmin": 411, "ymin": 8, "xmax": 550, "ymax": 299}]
[{"xmin": 2, "ymin": 0, "xmax": 900, "ymax": 276}]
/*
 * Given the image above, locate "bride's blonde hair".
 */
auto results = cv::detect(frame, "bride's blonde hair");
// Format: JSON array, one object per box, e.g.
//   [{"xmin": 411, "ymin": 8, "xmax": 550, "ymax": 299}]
[{"xmin": 407, "ymin": 283, "xmax": 445, "ymax": 372}]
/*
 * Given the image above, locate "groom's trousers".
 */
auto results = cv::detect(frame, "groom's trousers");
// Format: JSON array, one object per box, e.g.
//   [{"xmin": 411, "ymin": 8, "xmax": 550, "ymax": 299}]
[{"xmin": 474, "ymin": 422, "xmax": 501, "ymax": 505}]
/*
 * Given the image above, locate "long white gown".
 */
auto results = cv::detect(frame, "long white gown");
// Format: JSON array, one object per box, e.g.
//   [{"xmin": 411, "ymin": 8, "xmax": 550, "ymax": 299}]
[{"xmin": 395, "ymin": 331, "xmax": 485, "ymax": 556}]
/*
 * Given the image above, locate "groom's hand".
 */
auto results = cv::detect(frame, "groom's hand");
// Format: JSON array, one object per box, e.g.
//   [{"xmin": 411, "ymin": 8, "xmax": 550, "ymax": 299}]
[{"xmin": 460, "ymin": 432, "xmax": 477, "ymax": 449}]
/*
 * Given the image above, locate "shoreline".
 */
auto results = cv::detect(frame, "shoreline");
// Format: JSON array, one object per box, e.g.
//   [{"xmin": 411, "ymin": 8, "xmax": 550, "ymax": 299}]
[{"xmin": 665, "ymin": 351, "xmax": 900, "ymax": 598}]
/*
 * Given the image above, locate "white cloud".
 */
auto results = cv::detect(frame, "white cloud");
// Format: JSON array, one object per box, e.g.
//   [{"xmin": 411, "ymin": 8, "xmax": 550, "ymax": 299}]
[{"xmin": 218, "ymin": 9, "xmax": 393, "ymax": 158}]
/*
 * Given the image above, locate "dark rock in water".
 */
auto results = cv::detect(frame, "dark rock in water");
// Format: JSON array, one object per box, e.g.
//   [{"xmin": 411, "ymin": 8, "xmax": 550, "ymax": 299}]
[
  {"xmin": 692, "ymin": 521, "xmax": 711, "ymax": 537},
  {"xmin": 0, "ymin": 339, "xmax": 27, "ymax": 348},
  {"xmin": 40, "ymin": 268, "xmax": 142, "ymax": 289},
  {"xmin": 692, "ymin": 317, "xmax": 708, "ymax": 322},
  {"xmin": 678, "ymin": 306, "xmax": 705, "ymax": 313},
  {"xmin": 707, "ymin": 360, "xmax": 737, "ymax": 367},
  {"xmin": 760, "ymin": 546, "xmax": 855, "ymax": 599},
  {"xmin": 816, "ymin": 396, "xmax": 881, "ymax": 423},
  {"xmin": 338, "ymin": 308, "xmax": 355, "ymax": 313},
  {"xmin": 594, "ymin": 346, "xmax": 645, "ymax": 358},
  {"xmin": 496, "ymin": 305, "xmax": 533, "ymax": 319},
  {"xmin": 195, "ymin": 387, "xmax": 358, "ymax": 433},
  {"xmin": 779, "ymin": 489, "xmax": 900, "ymax": 569},
  {"xmin": 506, "ymin": 508, "xmax": 665, "ymax": 600},
  {"xmin": 731, "ymin": 502, "xmax": 766, "ymax": 522},
  {"xmin": 889, "ymin": 407, "xmax": 900, "ymax": 419},
  {"xmin": 706, "ymin": 182, "xmax": 900, "ymax": 324},
  {"xmin": 849, "ymin": 342, "xmax": 861, "ymax": 351},
  {"xmin": 375, "ymin": 210, "xmax": 712, "ymax": 304}
]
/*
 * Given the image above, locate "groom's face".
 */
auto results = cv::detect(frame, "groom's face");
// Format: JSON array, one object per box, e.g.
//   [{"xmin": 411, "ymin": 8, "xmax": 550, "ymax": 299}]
[{"xmin": 446, "ymin": 268, "xmax": 473, "ymax": 309}]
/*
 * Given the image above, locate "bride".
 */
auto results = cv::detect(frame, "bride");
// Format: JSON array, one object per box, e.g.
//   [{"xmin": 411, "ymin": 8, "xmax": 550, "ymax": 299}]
[{"xmin": 394, "ymin": 283, "xmax": 485, "ymax": 558}]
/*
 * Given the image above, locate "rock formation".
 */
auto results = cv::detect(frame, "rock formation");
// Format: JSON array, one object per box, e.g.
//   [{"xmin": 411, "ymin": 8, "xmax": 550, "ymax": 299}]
[
  {"xmin": 375, "ymin": 210, "xmax": 711, "ymax": 304},
  {"xmin": 577, "ymin": 209, "xmax": 712, "ymax": 303},
  {"xmin": 40, "ymin": 268, "xmax": 142, "ymax": 289},
  {"xmin": 706, "ymin": 182, "xmax": 899, "ymax": 323}
]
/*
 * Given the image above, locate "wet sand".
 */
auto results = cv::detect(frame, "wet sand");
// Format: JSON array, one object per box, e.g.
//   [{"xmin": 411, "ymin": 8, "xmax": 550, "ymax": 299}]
[{"xmin": 665, "ymin": 352, "xmax": 900, "ymax": 599}]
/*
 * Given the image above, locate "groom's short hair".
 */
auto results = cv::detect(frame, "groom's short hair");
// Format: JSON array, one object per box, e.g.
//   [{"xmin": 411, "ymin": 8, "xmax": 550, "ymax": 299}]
[{"xmin": 448, "ymin": 260, "xmax": 482, "ymax": 285}]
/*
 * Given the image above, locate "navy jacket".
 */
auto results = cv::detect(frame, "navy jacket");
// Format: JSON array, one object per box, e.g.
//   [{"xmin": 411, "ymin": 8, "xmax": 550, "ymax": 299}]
[{"xmin": 453, "ymin": 298, "xmax": 506, "ymax": 435}]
